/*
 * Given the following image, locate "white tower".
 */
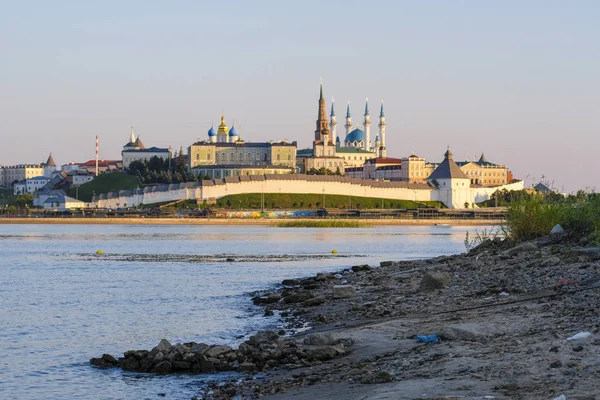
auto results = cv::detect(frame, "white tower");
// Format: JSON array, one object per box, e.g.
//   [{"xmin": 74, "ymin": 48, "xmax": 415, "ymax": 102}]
[
  {"xmin": 344, "ymin": 102, "xmax": 352, "ymax": 139},
  {"xmin": 129, "ymin": 126, "xmax": 135, "ymax": 144},
  {"xmin": 363, "ymin": 99, "xmax": 371, "ymax": 151},
  {"xmin": 329, "ymin": 99, "xmax": 337, "ymax": 145},
  {"xmin": 378, "ymin": 101, "xmax": 387, "ymax": 158}
]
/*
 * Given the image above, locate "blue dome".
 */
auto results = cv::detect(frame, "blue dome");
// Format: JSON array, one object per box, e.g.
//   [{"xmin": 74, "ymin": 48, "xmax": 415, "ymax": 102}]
[
  {"xmin": 345, "ymin": 128, "xmax": 365, "ymax": 143},
  {"xmin": 229, "ymin": 126, "xmax": 239, "ymax": 137},
  {"xmin": 208, "ymin": 127, "xmax": 217, "ymax": 137}
]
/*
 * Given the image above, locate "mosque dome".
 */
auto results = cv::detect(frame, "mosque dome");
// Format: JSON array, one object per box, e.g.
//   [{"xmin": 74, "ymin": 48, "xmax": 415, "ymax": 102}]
[
  {"xmin": 345, "ymin": 128, "xmax": 365, "ymax": 143},
  {"xmin": 208, "ymin": 127, "xmax": 217, "ymax": 137},
  {"xmin": 229, "ymin": 126, "xmax": 239, "ymax": 137}
]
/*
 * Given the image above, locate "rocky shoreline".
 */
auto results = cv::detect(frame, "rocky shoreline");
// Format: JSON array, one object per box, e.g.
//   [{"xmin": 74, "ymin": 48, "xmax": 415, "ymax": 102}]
[{"xmin": 91, "ymin": 234, "xmax": 600, "ymax": 399}]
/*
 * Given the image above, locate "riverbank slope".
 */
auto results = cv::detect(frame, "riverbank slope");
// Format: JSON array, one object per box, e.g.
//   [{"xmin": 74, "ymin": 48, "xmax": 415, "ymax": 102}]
[{"xmin": 208, "ymin": 235, "xmax": 600, "ymax": 399}]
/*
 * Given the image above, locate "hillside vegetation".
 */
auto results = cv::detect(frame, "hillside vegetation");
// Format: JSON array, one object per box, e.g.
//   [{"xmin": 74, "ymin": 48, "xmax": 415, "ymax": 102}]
[
  {"xmin": 67, "ymin": 172, "xmax": 140, "ymax": 202},
  {"xmin": 206, "ymin": 193, "xmax": 441, "ymax": 210}
]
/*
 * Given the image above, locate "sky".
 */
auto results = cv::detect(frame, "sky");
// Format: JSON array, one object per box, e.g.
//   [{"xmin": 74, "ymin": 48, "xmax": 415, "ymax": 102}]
[{"xmin": 1, "ymin": 0, "xmax": 598, "ymax": 192}]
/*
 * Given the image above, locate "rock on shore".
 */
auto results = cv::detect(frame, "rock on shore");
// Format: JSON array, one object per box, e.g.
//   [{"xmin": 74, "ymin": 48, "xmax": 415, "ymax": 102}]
[
  {"xmin": 204, "ymin": 237, "xmax": 600, "ymax": 399},
  {"xmin": 92, "ymin": 235, "xmax": 600, "ymax": 400},
  {"xmin": 90, "ymin": 330, "xmax": 353, "ymax": 375}
]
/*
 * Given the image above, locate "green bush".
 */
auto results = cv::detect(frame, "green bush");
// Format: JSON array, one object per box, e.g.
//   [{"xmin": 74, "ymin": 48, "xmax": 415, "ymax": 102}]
[{"xmin": 506, "ymin": 191, "xmax": 600, "ymax": 242}]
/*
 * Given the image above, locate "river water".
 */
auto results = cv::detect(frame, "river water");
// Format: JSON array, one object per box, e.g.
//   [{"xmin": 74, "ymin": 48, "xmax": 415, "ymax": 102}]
[{"xmin": 0, "ymin": 224, "xmax": 485, "ymax": 399}]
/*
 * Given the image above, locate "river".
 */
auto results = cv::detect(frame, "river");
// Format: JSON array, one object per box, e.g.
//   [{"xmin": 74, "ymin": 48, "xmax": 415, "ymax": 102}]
[{"xmin": 0, "ymin": 224, "xmax": 487, "ymax": 399}]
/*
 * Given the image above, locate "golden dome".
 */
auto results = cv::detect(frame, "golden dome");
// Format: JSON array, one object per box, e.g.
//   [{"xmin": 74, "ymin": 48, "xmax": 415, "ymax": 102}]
[{"xmin": 217, "ymin": 115, "xmax": 229, "ymax": 135}]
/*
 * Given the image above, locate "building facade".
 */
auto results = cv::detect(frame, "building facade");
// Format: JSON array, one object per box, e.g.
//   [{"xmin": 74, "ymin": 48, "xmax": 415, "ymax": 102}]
[
  {"xmin": 13, "ymin": 176, "xmax": 51, "ymax": 195},
  {"xmin": 456, "ymin": 154, "xmax": 509, "ymax": 186},
  {"xmin": 1, "ymin": 164, "xmax": 45, "ymax": 187},
  {"xmin": 121, "ymin": 127, "xmax": 170, "ymax": 169},
  {"xmin": 188, "ymin": 117, "xmax": 297, "ymax": 179}
]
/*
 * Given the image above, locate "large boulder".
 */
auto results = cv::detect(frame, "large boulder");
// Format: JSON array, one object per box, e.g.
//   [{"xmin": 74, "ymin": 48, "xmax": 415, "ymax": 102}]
[
  {"xmin": 150, "ymin": 360, "xmax": 173, "ymax": 373},
  {"xmin": 419, "ymin": 272, "xmax": 451, "ymax": 291},
  {"xmin": 361, "ymin": 370, "xmax": 394, "ymax": 384},
  {"xmin": 305, "ymin": 345, "xmax": 344, "ymax": 361},
  {"xmin": 120, "ymin": 357, "xmax": 140, "ymax": 371},
  {"xmin": 333, "ymin": 285, "xmax": 356, "ymax": 299},
  {"xmin": 303, "ymin": 333, "xmax": 336, "ymax": 346},
  {"xmin": 283, "ymin": 291, "xmax": 314, "ymax": 304},
  {"xmin": 152, "ymin": 339, "xmax": 173, "ymax": 354},
  {"xmin": 502, "ymin": 242, "xmax": 538, "ymax": 257},
  {"xmin": 303, "ymin": 296, "xmax": 326, "ymax": 307},
  {"xmin": 238, "ymin": 362, "xmax": 257, "ymax": 372},
  {"xmin": 247, "ymin": 331, "xmax": 280, "ymax": 346},
  {"xmin": 352, "ymin": 264, "xmax": 372, "ymax": 272},
  {"xmin": 205, "ymin": 345, "xmax": 234, "ymax": 358},
  {"xmin": 440, "ymin": 323, "xmax": 502, "ymax": 343}
]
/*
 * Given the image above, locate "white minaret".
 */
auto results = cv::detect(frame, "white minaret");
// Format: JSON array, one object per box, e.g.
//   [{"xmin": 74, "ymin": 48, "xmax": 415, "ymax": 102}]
[
  {"xmin": 363, "ymin": 99, "xmax": 371, "ymax": 151},
  {"xmin": 129, "ymin": 126, "xmax": 135, "ymax": 144},
  {"xmin": 378, "ymin": 101, "xmax": 387, "ymax": 158},
  {"xmin": 329, "ymin": 98, "xmax": 337, "ymax": 145},
  {"xmin": 344, "ymin": 102, "xmax": 352, "ymax": 140}
]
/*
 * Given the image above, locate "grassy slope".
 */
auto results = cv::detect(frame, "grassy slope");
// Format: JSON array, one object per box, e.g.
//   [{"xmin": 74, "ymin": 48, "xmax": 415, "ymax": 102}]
[{"xmin": 67, "ymin": 172, "xmax": 140, "ymax": 202}]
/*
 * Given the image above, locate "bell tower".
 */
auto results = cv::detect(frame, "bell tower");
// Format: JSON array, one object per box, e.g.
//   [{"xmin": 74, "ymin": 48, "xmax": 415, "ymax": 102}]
[{"xmin": 315, "ymin": 81, "xmax": 329, "ymax": 141}]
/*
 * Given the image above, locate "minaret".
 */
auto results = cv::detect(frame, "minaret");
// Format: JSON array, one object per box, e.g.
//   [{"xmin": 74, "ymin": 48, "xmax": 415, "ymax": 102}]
[
  {"xmin": 314, "ymin": 81, "xmax": 329, "ymax": 142},
  {"xmin": 378, "ymin": 101, "xmax": 387, "ymax": 158},
  {"xmin": 129, "ymin": 127, "xmax": 135, "ymax": 144},
  {"xmin": 329, "ymin": 99, "xmax": 337, "ymax": 145},
  {"xmin": 344, "ymin": 102, "xmax": 352, "ymax": 139},
  {"xmin": 363, "ymin": 99, "xmax": 371, "ymax": 151}
]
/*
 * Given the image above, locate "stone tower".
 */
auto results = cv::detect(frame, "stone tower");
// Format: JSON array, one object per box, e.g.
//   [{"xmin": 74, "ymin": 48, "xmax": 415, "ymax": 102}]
[
  {"xmin": 378, "ymin": 101, "xmax": 387, "ymax": 158},
  {"xmin": 329, "ymin": 99, "xmax": 337, "ymax": 145},
  {"xmin": 345, "ymin": 102, "xmax": 352, "ymax": 138},
  {"xmin": 363, "ymin": 99, "xmax": 371, "ymax": 152},
  {"xmin": 315, "ymin": 82, "xmax": 329, "ymax": 141}
]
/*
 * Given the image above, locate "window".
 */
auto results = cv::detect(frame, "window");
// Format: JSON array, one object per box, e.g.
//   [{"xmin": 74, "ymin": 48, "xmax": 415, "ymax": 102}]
[
  {"xmin": 263, "ymin": 153, "xmax": 267, "ymax": 161},
  {"xmin": 207, "ymin": 153, "xmax": 211, "ymax": 160},
  {"xmin": 247, "ymin": 153, "xmax": 252, "ymax": 162},
  {"xmin": 230, "ymin": 154, "xmax": 235, "ymax": 162},
  {"xmin": 238, "ymin": 153, "xmax": 243, "ymax": 162},
  {"xmin": 196, "ymin": 154, "xmax": 199, "ymax": 160},
  {"xmin": 277, "ymin": 154, "xmax": 280, "ymax": 161},
  {"xmin": 287, "ymin": 154, "xmax": 291, "ymax": 161}
]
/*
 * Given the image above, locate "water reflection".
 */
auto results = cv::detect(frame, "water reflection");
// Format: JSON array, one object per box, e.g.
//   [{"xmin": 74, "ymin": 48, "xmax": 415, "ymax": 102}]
[{"xmin": 0, "ymin": 224, "xmax": 488, "ymax": 399}]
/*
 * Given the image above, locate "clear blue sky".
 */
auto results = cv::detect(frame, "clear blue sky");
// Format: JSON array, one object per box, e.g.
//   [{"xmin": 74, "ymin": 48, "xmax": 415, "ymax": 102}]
[{"xmin": 1, "ymin": 0, "xmax": 598, "ymax": 192}]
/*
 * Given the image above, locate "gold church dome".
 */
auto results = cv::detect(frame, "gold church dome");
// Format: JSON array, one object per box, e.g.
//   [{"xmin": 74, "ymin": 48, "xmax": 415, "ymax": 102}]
[{"xmin": 217, "ymin": 115, "xmax": 229, "ymax": 135}]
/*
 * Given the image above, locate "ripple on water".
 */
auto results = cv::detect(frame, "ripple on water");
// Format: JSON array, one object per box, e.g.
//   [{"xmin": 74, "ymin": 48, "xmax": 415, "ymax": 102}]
[{"xmin": 0, "ymin": 224, "xmax": 480, "ymax": 399}]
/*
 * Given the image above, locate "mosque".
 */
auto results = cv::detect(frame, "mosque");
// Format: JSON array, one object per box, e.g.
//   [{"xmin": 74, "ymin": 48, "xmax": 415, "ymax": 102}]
[{"xmin": 298, "ymin": 83, "xmax": 388, "ymax": 172}]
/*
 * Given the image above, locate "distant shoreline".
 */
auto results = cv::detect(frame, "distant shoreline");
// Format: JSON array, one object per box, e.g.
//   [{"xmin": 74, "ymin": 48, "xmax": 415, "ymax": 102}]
[{"xmin": 0, "ymin": 217, "xmax": 501, "ymax": 226}]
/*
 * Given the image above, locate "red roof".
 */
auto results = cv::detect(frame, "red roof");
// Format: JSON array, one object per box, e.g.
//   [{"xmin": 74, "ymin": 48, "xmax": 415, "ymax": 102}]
[
  {"xmin": 365, "ymin": 157, "xmax": 402, "ymax": 165},
  {"xmin": 82, "ymin": 159, "xmax": 121, "ymax": 167}
]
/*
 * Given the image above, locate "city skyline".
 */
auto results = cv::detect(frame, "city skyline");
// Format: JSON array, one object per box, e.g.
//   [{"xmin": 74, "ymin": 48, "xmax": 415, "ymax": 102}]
[{"xmin": 2, "ymin": 1, "xmax": 599, "ymax": 192}]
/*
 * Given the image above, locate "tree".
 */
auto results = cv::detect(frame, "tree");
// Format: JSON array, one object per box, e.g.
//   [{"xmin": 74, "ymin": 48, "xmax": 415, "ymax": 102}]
[
  {"xmin": 464, "ymin": 202, "xmax": 470, "ymax": 209},
  {"xmin": 15, "ymin": 193, "xmax": 34, "ymax": 208}
]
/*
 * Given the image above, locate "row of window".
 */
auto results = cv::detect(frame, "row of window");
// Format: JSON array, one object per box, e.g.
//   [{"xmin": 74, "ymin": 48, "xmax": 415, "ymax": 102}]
[{"xmin": 196, "ymin": 152, "xmax": 293, "ymax": 163}]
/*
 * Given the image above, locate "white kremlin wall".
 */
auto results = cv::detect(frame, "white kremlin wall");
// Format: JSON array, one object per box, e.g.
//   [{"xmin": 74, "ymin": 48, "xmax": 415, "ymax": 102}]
[{"xmin": 90, "ymin": 175, "xmax": 524, "ymax": 209}]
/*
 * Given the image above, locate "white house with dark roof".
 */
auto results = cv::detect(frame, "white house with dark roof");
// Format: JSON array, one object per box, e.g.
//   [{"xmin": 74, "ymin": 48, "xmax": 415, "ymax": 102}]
[
  {"xmin": 121, "ymin": 127, "xmax": 170, "ymax": 168},
  {"xmin": 13, "ymin": 176, "xmax": 52, "ymax": 195}
]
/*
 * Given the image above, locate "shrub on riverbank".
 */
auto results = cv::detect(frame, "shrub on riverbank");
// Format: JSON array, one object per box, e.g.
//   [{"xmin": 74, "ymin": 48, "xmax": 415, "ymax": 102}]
[{"xmin": 506, "ymin": 191, "xmax": 600, "ymax": 243}]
